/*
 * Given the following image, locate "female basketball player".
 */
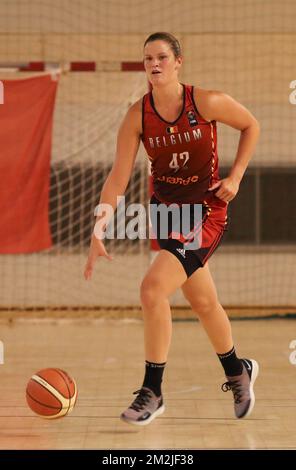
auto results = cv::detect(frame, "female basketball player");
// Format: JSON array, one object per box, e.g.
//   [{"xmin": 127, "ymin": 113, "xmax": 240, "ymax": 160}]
[{"xmin": 84, "ymin": 32, "xmax": 260, "ymax": 425}]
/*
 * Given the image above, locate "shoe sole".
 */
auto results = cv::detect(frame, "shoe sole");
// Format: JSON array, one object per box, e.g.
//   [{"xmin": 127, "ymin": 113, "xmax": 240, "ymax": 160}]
[
  {"xmin": 120, "ymin": 404, "xmax": 165, "ymax": 426},
  {"xmin": 241, "ymin": 359, "xmax": 259, "ymax": 418}
]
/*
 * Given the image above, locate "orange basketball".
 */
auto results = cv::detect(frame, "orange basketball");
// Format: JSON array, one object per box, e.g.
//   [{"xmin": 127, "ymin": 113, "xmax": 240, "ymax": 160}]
[{"xmin": 26, "ymin": 368, "xmax": 77, "ymax": 419}]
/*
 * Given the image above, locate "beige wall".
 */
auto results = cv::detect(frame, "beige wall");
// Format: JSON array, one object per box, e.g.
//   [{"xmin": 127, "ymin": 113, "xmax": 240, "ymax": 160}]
[{"xmin": 1, "ymin": 0, "xmax": 295, "ymax": 34}]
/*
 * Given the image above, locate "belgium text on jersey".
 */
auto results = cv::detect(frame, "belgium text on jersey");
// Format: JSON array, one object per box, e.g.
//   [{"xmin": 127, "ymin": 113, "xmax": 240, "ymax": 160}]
[
  {"xmin": 93, "ymin": 196, "xmax": 202, "ymax": 250},
  {"xmin": 148, "ymin": 128, "xmax": 202, "ymax": 149}
]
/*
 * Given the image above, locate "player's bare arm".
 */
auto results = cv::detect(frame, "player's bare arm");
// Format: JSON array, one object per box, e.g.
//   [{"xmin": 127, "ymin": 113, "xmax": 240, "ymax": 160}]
[
  {"xmin": 196, "ymin": 88, "xmax": 260, "ymax": 202},
  {"xmin": 84, "ymin": 100, "xmax": 142, "ymax": 280}
]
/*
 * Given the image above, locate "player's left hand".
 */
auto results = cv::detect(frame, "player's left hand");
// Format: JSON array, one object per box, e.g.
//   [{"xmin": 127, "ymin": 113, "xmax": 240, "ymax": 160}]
[{"xmin": 208, "ymin": 177, "xmax": 240, "ymax": 202}]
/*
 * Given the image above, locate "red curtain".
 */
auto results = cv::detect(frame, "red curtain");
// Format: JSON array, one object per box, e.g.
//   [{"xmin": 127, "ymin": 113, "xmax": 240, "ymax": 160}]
[{"xmin": 0, "ymin": 74, "xmax": 58, "ymax": 253}]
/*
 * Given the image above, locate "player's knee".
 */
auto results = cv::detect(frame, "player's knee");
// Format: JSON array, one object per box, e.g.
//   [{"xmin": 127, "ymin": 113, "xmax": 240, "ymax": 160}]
[
  {"xmin": 140, "ymin": 277, "xmax": 165, "ymax": 309},
  {"xmin": 188, "ymin": 295, "xmax": 219, "ymax": 316}
]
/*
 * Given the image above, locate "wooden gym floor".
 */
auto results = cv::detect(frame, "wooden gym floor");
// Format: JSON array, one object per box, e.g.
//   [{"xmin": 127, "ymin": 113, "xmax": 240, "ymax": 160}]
[{"xmin": 0, "ymin": 317, "xmax": 295, "ymax": 449}]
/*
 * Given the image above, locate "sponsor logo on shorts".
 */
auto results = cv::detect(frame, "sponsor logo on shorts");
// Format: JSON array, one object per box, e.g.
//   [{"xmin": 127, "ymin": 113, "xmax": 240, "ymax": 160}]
[{"xmin": 176, "ymin": 248, "xmax": 186, "ymax": 258}]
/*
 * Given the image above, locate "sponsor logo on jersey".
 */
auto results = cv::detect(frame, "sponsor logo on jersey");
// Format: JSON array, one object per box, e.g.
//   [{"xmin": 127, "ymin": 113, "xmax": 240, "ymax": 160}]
[
  {"xmin": 155, "ymin": 175, "xmax": 199, "ymax": 185},
  {"xmin": 187, "ymin": 110, "xmax": 198, "ymax": 127}
]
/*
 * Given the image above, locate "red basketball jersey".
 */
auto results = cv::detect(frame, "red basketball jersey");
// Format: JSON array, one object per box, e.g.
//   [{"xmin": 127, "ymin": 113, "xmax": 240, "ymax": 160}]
[{"xmin": 141, "ymin": 84, "xmax": 221, "ymax": 204}]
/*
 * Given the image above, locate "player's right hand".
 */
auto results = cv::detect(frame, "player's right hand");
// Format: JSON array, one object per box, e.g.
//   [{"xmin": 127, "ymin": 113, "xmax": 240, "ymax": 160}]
[{"xmin": 84, "ymin": 234, "xmax": 113, "ymax": 280}]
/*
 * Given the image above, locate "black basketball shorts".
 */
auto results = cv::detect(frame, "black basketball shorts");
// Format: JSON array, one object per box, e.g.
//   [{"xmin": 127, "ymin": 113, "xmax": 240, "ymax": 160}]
[{"xmin": 150, "ymin": 194, "xmax": 228, "ymax": 278}]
